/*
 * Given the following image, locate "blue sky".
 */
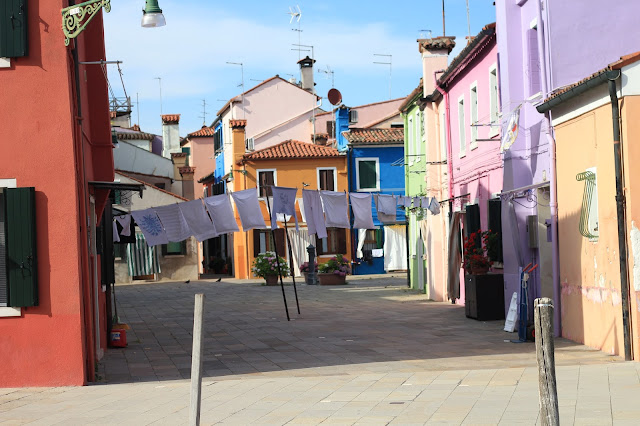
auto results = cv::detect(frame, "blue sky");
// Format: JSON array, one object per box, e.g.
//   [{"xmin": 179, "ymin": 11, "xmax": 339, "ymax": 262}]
[{"xmin": 104, "ymin": 0, "xmax": 497, "ymax": 137}]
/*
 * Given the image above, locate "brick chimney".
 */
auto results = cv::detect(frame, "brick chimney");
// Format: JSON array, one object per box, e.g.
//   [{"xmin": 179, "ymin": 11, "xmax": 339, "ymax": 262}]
[
  {"xmin": 313, "ymin": 133, "xmax": 329, "ymax": 146},
  {"xmin": 297, "ymin": 56, "xmax": 316, "ymax": 94},
  {"xmin": 230, "ymin": 119, "xmax": 247, "ymax": 166},
  {"xmin": 418, "ymin": 36, "xmax": 456, "ymax": 96},
  {"xmin": 161, "ymin": 114, "xmax": 181, "ymax": 158}
]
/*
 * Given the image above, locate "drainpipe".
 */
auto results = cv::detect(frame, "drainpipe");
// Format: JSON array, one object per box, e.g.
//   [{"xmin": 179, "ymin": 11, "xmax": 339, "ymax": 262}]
[
  {"xmin": 608, "ymin": 71, "xmax": 632, "ymax": 361},
  {"xmin": 433, "ymin": 70, "xmax": 453, "ymax": 215},
  {"xmin": 536, "ymin": 0, "xmax": 562, "ymax": 336}
]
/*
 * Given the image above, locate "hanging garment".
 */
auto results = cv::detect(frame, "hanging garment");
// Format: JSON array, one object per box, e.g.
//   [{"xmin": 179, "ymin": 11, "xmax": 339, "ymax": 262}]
[
  {"xmin": 131, "ymin": 209, "xmax": 169, "ymax": 247},
  {"xmin": 297, "ymin": 198, "xmax": 306, "ymax": 222},
  {"xmin": 204, "ymin": 194, "xmax": 240, "ymax": 234},
  {"xmin": 112, "ymin": 221, "xmax": 120, "ymax": 243},
  {"xmin": 402, "ymin": 196, "xmax": 412, "ymax": 208},
  {"xmin": 447, "ymin": 212, "xmax": 463, "ymax": 301},
  {"xmin": 231, "ymin": 189, "xmax": 267, "ymax": 231},
  {"xmin": 270, "ymin": 186, "xmax": 299, "ymax": 231},
  {"xmin": 153, "ymin": 204, "xmax": 193, "ymax": 242},
  {"xmin": 421, "ymin": 197, "xmax": 430, "ymax": 209},
  {"xmin": 412, "ymin": 197, "xmax": 420, "ymax": 209},
  {"xmin": 396, "ymin": 195, "xmax": 403, "ymax": 206},
  {"xmin": 302, "ymin": 190, "xmax": 327, "ymax": 239},
  {"xmin": 356, "ymin": 228, "xmax": 367, "ymax": 258},
  {"xmin": 179, "ymin": 199, "xmax": 218, "ymax": 242},
  {"xmin": 287, "ymin": 227, "xmax": 314, "ymax": 277},
  {"xmin": 127, "ymin": 232, "xmax": 161, "ymax": 276},
  {"xmin": 115, "ymin": 214, "xmax": 132, "ymax": 236},
  {"xmin": 383, "ymin": 225, "xmax": 407, "ymax": 271},
  {"xmin": 350, "ymin": 192, "xmax": 375, "ymax": 229},
  {"xmin": 428, "ymin": 197, "xmax": 441, "ymax": 215},
  {"xmin": 376, "ymin": 194, "xmax": 397, "ymax": 224},
  {"xmin": 320, "ymin": 191, "xmax": 350, "ymax": 228}
]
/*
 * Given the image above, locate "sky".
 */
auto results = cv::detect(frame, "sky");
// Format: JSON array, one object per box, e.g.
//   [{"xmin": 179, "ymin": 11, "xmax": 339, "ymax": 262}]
[{"xmin": 103, "ymin": 0, "xmax": 497, "ymax": 137}]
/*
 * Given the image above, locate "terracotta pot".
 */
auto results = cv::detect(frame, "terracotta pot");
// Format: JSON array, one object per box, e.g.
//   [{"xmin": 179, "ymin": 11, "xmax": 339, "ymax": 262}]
[
  {"xmin": 470, "ymin": 265, "xmax": 490, "ymax": 275},
  {"xmin": 264, "ymin": 275, "xmax": 279, "ymax": 286},
  {"xmin": 317, "ymin": 273, "xmax": 346, "ymax": 285}
]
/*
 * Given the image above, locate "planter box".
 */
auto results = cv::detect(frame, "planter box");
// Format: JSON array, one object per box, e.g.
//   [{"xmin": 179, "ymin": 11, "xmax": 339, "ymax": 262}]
[
  {"xmin": 317, "ymin": 273, "xmax": 346, "ymax": 285},
  {"xmin": 464, "ymin": 273, "xmax": 505, "ymax": 321},
  {"xmin": 265, "ymin": 275, "xmax": 279, "ymax": 286}
]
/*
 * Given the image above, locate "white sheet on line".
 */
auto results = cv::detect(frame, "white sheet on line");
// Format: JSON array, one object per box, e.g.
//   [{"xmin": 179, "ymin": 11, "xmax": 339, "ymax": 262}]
[
  {"xmin": 230, "ymin": 189, "xmax": 267, "ymax": 231},
  {"xmin": 131, "ymin": 209, "xmax": 169, "ymax": 247},
  {"xmin": 383, "ymin": 225, "xmax": 407, "ymax": 271},
  {"xmin": 179, "ymin": 199, "xmax": 218, "ymax": 242},
  {"xmin": 302, "ymin": 190, "xmax": 327, "ymax": 239},
  {"xmin": 153, "ymin": 204, "xmax": 193, "ymax": 242},
  {"xmin": 271, "ymin": 186, "xmax": 299, "ymax": 231},
  {"xmin": 349, "ymin": 192, "xmax": 375, "ymax": 229},
  {"xmin": 204, "ymin": 194, "xmax": 240, "ymax": 234},
  {"xmin": 320, "ymin": 191, "xmax": 350, "ymax": 228}
]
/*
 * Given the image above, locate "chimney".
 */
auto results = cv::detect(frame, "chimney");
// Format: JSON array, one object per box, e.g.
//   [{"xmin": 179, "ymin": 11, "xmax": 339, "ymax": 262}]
[
  {"xmin": 418, "ymin": 36, "xmax": 456, "ymax": 96},
  {"xmin": 161, "ymin": 114, "xmax": 181, "ymax": 158},
  {"xmin": 230, "ymin": 119, "xmax": 247, "ymax": 166},
  {"xmin": 313, "ymin": 133, "xmax": 329, "ymax": 146},
  {"xmin": 297, "ymin": 56, "xmax": 316, "ymax": 94}
]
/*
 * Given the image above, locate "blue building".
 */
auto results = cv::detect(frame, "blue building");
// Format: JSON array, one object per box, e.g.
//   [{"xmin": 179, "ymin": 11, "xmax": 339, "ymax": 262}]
[{"xmin": 342, "ymin": 118, "xmax": 407, "ymax": 275}]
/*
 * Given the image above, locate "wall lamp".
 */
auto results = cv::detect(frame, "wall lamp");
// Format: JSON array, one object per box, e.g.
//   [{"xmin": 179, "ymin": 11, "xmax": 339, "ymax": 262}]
[{"xmin": 62, "ymin": 0, "xmax": 165, "ymax": 46}]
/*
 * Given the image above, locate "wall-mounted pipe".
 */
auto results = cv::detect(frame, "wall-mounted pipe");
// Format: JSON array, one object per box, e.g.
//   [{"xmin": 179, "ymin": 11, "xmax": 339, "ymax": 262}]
[{"xmin": 433, "ymin": 70, "xmax": 453, "ymax": 215}]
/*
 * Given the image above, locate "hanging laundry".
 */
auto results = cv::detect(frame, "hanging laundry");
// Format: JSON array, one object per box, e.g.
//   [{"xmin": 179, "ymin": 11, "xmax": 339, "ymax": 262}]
[
  {"xmin": 396, "ymin": 195, "xmax": 403, "ymax": 206},
  {"xmin": 270, "ymin": 186, "xmax": 299, "ymax": 231},
  {"xmin": 153, "ymin": 204, "xmax": 193, "ymax": 243},
  {"xmin": 131, "ymin": 209, "xmax": 169, "ymax": 247},
  {"xmin": 356, "ymin": 228, "xmax": 367, "ymax": 258},
  {"xmin": 302, "ymin": 190, "xmax": 327, "ymax": 239},
  {"xmin": 428, "ymin": 197, "xmax": 441, "ymax": 215},
  {"xmin": 320, "ymin": 191, "xmax": 350, "ymax": 228},
  {"xmin": 127, "ymin": 233, "xmax": 161, "ymax": 276},
  {"xmin": 230, "ymin": 189, "xmax": 267, "ymax": 231},
  {"xmin": 412, "ymin": 197, "xmax": 420, "ymax": 209},
  {"xmin": 402, "ymin": 196, "xmax": 412, "ymax": 208},
  {"xmin": 112, "ymin": 221, "xmax": 120, "ymax": 243},
  {"xmin": 421, "ymin": 197, "xmax": 430, "ymax": 209},
  {"xmin": 204, "ymin": 194, "xmax": 240, "ymax": 234},
  {"xmin": 375, "ymin": 194, "xmax": 397, "ymax": 224},
  {"xmin": 179, "ymin": 199, "xmax": 218, "ymax": 242},
  {"xmin": 350, "ymin": 192, "xmax": 375, "ymax": 229},
  {"xmin": 115, "ymin": 214, "xmax": 132, "ymax": 236}
]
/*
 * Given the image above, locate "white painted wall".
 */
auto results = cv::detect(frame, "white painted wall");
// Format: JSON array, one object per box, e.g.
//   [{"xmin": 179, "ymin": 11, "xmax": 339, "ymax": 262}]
[{"xmin": 114, "ymin": 140, "xmax": 175, "ymax": 179}]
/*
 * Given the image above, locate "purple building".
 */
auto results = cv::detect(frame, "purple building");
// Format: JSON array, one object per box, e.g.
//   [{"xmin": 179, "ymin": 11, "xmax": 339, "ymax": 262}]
[{"xmin": 496, "ymin": 0, "xmax": 639, "ymax": 334}]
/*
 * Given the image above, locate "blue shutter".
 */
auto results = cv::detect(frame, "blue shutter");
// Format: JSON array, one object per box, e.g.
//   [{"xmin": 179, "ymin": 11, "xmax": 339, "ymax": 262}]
[{"xmin": 0, "ymin": 0, "xmax": 28, "ymax": 58}]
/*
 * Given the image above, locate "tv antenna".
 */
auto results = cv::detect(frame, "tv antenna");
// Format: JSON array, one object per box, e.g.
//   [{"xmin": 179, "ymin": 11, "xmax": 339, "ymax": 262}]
[
  {"xmin": 199, "ymin": 99, "xmax": 209, "ymax": 126},
  {"xmin": 154, "ymin": 77, "xmax": 163, "ymax": 115},
  {"xmin": 442, "ymin": 0, "xmax": 446, "ymax": 36},
  {"xmin": 287, "ymin": 5, "xmax": 303, "ymax": 59},
  {"xmin": 226, "ymin": 61, "xmax": 245, "ymax": 119},
  {"xmin": 373, "ymin": 54, "xmax": 392, "ymax": 100},
  {"xmin": 466, "ymin": 0, "xmax": 471, "ymax": 40},
  {"xmin": 419, "ymin": 29, "xmax": 432, "ymax": 39},
  {"xmin": 318, "ymin": 65, "xmax": 335, "ymax": 88},
  {"xmin": 292, "ymin": 43, "xmax": 314, "ymax": 60}
]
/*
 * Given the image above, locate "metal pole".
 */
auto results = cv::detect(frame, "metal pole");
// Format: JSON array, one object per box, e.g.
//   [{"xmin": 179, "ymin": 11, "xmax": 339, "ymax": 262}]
[
  {"xmin": 264, "ymin": 194, "xmax": 291, "ymax": 321},
  {"xmin": 283, "ymin": 220, "xmax": 301, "ymax": 314},
  {"xmin": 154, "ymin": 77, "xmax": 162, "ymax": 116},
  {"xmin": 534, "ymin": 297, "xmax": 559, "ymax": 425},
  {"xmin": 405, "ymin": 219, "xmax": 411, "ymax": 288},
  {"xmin": 442, "ymin": 0, "xmax": 446, "ymax": 36},
  {"xmin": 189, "ymin": 293, "xmax": 205, "ymax": 426}
]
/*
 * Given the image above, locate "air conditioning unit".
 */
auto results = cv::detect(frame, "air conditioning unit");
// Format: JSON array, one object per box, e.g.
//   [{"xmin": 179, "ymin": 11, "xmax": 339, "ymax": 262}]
[
  {"xmin": 245, "ymin": 137, "xmax": 255, "ymax": 151},
  {"xmin": 349, "ymin": 109, "xmax": 358, "ymax": 124}
]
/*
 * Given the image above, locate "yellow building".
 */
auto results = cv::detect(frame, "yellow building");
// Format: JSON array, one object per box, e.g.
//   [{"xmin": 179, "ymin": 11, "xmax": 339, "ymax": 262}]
[
  {"xmin": 231, "ymin": 138, "xmax": 351, "ymax": 279},
  {"xmin": 537, "ymin": 52, "xmax": 640, "ymax": 359}
]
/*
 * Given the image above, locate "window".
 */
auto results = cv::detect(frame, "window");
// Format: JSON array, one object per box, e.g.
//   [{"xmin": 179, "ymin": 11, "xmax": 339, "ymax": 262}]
[
  {"xmin": 470, "ymin": 84, "xmax": 478, "ymax": 149},
  {"xmin": 356, "ymin": 158, "xmax": 379, "ymax": 191},
  {"xmin": 214, "ymin": 127, "xmax": 223, "ymax": 154},
  {"xmin": 317, "ymin": 228, "xmax": 347, "ymax": 255},
  {"xmin": 577, "ymin": 168, "xmax": 599, "ymax": 240},
  {"xmin": 0, "ymin": 185, "xmax": 38, "ymax": 309},
  {"xmin": 0, "ymin": 0, "xmax": 28, "ymax": 58},
  {"xmin": 458, "ymin": 96, "xmax": 466, "ymax": 156},
  {"xmin": 257, "ymin": 169, "xmax": 276, "ymax": 198},
  {"xmin": 253, "ymin": 229, "xmax": 285, "ymax": 257},
  {"xmin": 527, "ymin": 29, "xmax": 541, "ymax": 96},
  {"xmin": 488, "ymin": 198, "xmax": 503, "ymax": 263},
  {"xmin": 489, "ymin": 65, "xmax": 499, "ymax": 131},
  {"xmin": 162, "ymin": 241, "xmax": 186, "ymax": 256},
  {"xmin": 440, "ymin": 109, "xmax": 447, "ymax": 161},
  {"xmin": 317, "ymin": 168, "xmax": 336, "ymax": 191}
]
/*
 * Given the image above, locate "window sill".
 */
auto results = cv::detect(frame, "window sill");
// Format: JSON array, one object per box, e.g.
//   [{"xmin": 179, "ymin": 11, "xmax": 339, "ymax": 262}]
[
  {"xmin": 0, "ymin": 307, "xmax": 21, "ymax": 317},
  {"xmin": 470, "ymin": 142, "xmax": 478, "ymax": 151},
  {"xmin": 357, "ymin": 188, "xmax": 380, "ymax": 192},
  {"xmin": 0, "ymin": 58, "xmax": 10, "ymax": 68},
  {"xmin": 164, "ymin": 254, "xmax": 186, "ymax": 258},
  {"xmin": 458, "ymin": 151, "xmax": 467, "ymax": 159},
  {"xmin": 488, "ymin": 126, "xmax": 499, "ymax": 139}
]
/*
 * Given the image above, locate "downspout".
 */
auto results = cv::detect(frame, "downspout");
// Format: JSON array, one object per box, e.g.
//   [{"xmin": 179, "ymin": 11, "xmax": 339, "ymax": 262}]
[
  {"xmin": 608, "ymin": 71, "xmax": 632, "ymax": 361},
  {"xmin": 433, "ymin": 70, "xmax": 453, "ymax": 215},
  {"xmin": 536, "ymin": 0, "xmax": 562, "ymax": 336}
]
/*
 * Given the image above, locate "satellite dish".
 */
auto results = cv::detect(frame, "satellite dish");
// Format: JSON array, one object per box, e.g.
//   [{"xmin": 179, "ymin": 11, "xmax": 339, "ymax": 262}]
[{"xmin": 328, "ymin": 88, "xmax": 342, "ymax": 106}]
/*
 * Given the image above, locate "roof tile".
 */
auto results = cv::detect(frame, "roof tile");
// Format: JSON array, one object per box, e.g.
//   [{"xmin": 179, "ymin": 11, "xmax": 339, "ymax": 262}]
[
  {"xmin": 342, "ymin": 128, "xmax": 404, "ymax": 145},
  {"xmin": 161, "ymin": 114, "xmax": 180, "ymax": 124},
  {"xmin": 243, "ymin": 140, "xmax": 341, "ymax": 161},
  {"xmin": 187, "ymin": 126, "xmax": 215, "ymax": 138},
  {"xmin": 230, "ymin": 119, "xmax": 247, "ymax": 128}
]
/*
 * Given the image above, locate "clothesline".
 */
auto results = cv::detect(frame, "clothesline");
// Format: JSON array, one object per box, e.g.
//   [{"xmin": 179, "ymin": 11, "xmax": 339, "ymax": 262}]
[{"xmin": 114, "ymin": 187, "xmax": 443, "ymax": 247}]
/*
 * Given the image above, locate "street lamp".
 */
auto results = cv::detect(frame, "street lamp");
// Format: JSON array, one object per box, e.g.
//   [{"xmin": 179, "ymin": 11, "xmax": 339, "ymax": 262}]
[{"xmin": 141, "ymin": 0, "xmax": 166, "ymax": 28}]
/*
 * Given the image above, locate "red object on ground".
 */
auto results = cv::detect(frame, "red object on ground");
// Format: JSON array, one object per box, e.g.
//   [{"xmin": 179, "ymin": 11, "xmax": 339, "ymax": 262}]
[{"xmin": 110, "ymin": 329, "xmax": 128, "ymax": 348}]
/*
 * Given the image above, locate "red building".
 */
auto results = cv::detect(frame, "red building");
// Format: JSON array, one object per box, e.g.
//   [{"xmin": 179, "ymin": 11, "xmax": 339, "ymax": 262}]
[{"xmin": 0, "ymin": 1, "xmax": 116, "ymax": 386}]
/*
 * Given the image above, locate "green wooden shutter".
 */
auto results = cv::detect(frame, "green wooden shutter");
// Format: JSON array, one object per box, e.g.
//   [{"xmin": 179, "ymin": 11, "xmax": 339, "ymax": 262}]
[
  {"xmin": 465, "ymin": 204, "xmax": 481, "ymax": 250},
  {"xmin": 358, "ymin": 161, "xmax": 376, "ymax": 189},
  {"xmin": 0, "ymin": 0, "xmax": 28, "ymax": 58},
  {"xmin": 5, "ymin": 187, "xmax": 37, "ymax": 307}
]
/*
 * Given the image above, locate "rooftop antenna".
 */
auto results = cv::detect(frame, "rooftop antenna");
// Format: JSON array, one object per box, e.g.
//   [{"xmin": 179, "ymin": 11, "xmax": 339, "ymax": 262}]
[
  {"xmin": 287, "ymin": 5, "xmax": 302, "ymax": 60},
  {"xmin": 373, "ymin": 54, "xmax": 392, "ymax": 100},
  {"xmin": 136, "ymin": 92, "xmax": 140, "ymax": 126},
  {"xmin": 226, "ymin": 61, "xmax": 245, "ymax": 119},
  {"xmin": 199, "ymin": 99, "xmax": 209, "ymax": 126},
  {"xmin": 419, "ymin": 29, "xmax": 432, "ymax": 39},
  {"xmin": 442, "ymin": 0, "xmax": 446, "ymax": 36},
  {"xmin": 154, "ymin": 77, "xmax": 163, "ymax": 115},
  {"xmin": 292, "ymin": 43, "xmax": 314, "ymax": 60},
  {"xmin": 318, "ymin": 65, "xmax": 335, "ymax": 88},
  {"xmin": 466, "ymin": 0, "xmax": 471, "ymax": 40}
]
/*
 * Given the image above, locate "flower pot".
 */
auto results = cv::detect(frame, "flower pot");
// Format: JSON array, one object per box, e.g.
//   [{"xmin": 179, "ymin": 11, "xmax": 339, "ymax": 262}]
[
  {"xmin": 264, "ymin": 275, "xmax": 279, "ymax": 286},
  {"xmin": 469, "ymin": 265, "xmax": 491, "ymax": 275},
  {"xmin": 317, "ymin": 273, "xmax": 346, "ymax": 285}
]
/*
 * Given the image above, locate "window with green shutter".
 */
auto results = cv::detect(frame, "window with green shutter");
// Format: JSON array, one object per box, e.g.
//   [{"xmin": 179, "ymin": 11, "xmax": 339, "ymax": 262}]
[
  {"xmin": 1, "ymin": 187, "xmax": 38, "ymax": 307},
  {"xmin": 162, "ymin": 241, "xmax": 186, "ymax": 256},
  {"xmin": 0, "ymin": 0, "xmax": 28, "ymax": 58},
  {"xmin": 357, "ymin": 159, "xmax": 378, "ymax": 190}
]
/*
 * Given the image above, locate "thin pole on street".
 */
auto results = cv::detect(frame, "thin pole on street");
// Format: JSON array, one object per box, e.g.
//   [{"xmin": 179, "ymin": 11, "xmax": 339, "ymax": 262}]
[
  {"xmin": 534, "ymin": 297, "xmax": 559, "ymax": 426},
  {"xmin": 283, "ymin": 219, "xmax": 301, "ymax": 314},
  {"xmin": 189, "ymin": 293, "xmax": 206, "ymax": 426},
  {"xmin": 264, "ymin": 193, "xmax": 291, "ymax": 321}
]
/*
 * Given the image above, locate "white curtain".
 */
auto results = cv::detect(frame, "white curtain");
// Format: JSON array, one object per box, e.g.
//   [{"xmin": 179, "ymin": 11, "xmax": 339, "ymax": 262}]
[
  {"xmin": 287, "ymin": 228, "xmax": 314, "ymax": 277},
  {"xmin": 356, "ymin": 228, "xmax": 367, "ymax": 258},
  {"xmin": 383, "ymin": 225, "xmax": 407, "ymax": 271}
]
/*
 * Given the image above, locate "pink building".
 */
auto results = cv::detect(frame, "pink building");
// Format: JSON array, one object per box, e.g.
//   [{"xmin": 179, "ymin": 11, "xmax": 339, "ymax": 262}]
[{"xmin": 434, "ymin": 24, "xmax": 502, "ymax": 306}]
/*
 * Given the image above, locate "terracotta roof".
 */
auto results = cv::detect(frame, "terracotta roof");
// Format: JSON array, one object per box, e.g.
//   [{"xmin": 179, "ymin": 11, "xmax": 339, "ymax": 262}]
[
  {"xmin": 543, "ymin": 51, "xmax": 640, "ymax": 103},
  {"xmin": 242, "ymin": 140, "xmax": 341, "ymax": 161},
  {"xmin": 129, "ymin": 124, "xmax": 141, "ymax": 131},
  {"xmin": 418, "ymin": 36, "xmax": 456, "ymax": 53},
  {"xmin": 161, "ymin": 114, "xmax": 180, "ymax": 124},
  {"xmin": 114, "ymin": 130, "xmax": 155, "ymax": 141},
  {"xmin": 179, "ymin": 166, "xmax": 196, "ymax": 174},
  {"xmin": 230, "ymin": 119, "xmax": 247, "ymax": 128},
  {"xmin": 109, "ymin": 111, "xmax": 117, "ymax": 119},
  {"xmin": 171, "ymin": 152, "xmax": 187, "ymax": 158},
  {"xmin": 342, "ymin": 128, "xmax": 404, "ymax": 145},
  {"xmin": 198, "ymin": 171, "xmax": 216, "ymax": 184},
  {"xmin": 187, "ymin": 126, "xmax": 215, "ymax": 138}
]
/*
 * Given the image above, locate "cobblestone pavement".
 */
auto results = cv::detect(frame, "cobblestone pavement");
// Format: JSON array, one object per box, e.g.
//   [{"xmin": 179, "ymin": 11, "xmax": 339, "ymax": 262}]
[{"xmin": 2, "ymin": 276, "xmax": 639, "ymax": 425}]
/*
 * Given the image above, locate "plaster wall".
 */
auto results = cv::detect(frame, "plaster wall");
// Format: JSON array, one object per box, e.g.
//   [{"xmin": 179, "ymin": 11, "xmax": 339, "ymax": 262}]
[
  {"xmin": 113, "ymin": 140, "xmax": 174, "ymax": 179},
  {"xmin": 161, "ymin": 123, "xmax": 180, "ymax": 158},
  {"xmin": 184, "ymin": 136, "xmax": 215, "ymax": 200}
]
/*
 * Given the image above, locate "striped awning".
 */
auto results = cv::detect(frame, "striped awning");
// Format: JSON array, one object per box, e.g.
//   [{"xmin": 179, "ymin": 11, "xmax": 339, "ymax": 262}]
[{"xmin": 126, "ymin": 233, "xmax": 161, "ymax": 277}]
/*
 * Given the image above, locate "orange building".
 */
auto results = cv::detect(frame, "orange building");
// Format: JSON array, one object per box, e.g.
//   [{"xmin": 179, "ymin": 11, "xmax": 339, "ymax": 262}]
[
  {"xmin": 537, "ymin": 53, "xmax": 640, "ymax": 359},
  {"xmin": 225, "ymin": 128, "xmax": 351, "ymax": 279}
]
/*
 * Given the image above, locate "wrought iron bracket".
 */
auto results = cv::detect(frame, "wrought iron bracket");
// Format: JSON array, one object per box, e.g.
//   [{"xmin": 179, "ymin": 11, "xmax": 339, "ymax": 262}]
[{"xmin": 61, "ymin": 0, "xmax": 111, "ymax": 46}]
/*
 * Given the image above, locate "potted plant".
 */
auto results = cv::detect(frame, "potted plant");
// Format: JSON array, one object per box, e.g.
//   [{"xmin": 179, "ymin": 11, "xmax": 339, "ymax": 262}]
[
  {"xmin": 317, "ymin": 254, "xmax": 351, "ymax": 285},
  {"xmin": 252, "ymin": 252, "xmax": 289, "ymax": 285},
  {"xmin": 299, "ymin": 261, "xmax": 318, "ymax": 283},
  {"xmin": 463, "ymin": 230, "xmax": 496, "ymax": 275}
]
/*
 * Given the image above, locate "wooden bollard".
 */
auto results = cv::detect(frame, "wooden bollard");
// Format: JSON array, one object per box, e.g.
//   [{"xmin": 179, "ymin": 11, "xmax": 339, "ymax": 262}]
[
  {"xmin": 534, "ymin": 297, "xmax": 559, "ymax": 426},
  {"xmin": 189, "ymin": 294, "xmax": 205, "ymax": 426}
]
